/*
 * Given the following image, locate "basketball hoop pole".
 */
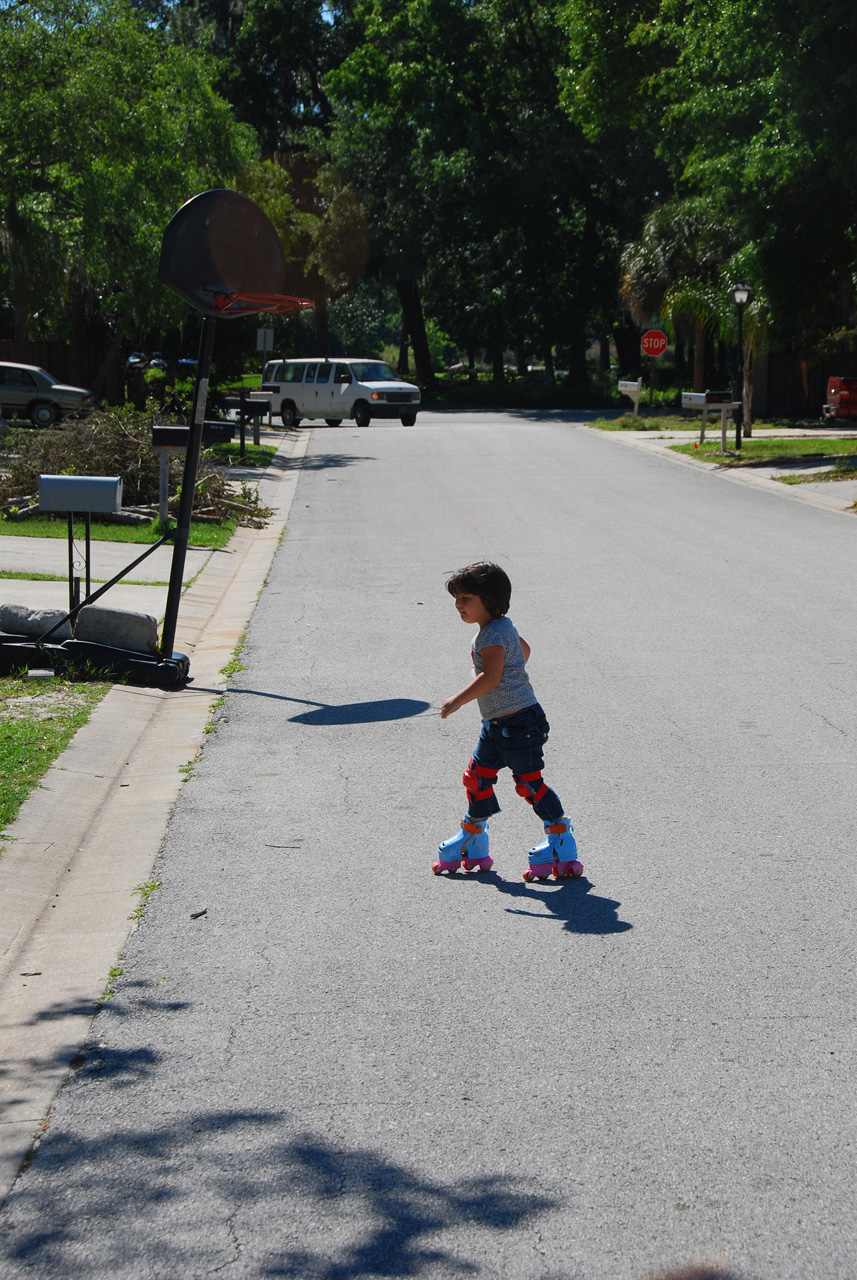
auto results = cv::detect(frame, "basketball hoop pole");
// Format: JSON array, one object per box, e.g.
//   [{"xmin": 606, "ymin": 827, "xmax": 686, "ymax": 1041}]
[{"xmin": 160, "ymin": 315, "xmax": 216, "ymax": 659}]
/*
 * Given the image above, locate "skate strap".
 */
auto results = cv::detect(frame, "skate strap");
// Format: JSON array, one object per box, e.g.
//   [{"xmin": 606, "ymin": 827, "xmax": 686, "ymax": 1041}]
[
  {"xmin": 470, "ymin": 762, "xmax": 499, "ymax": 779},
  {"xmin": 517, "ymin": 770, "xmax": 543, "ymax": 782},
  {"xmin": 545, "ymin": 822, "xmax": 568, "ymax": 834},
  {"xmin": 461, "ymin": 821, "xmax": 484, "ymax": 834}
]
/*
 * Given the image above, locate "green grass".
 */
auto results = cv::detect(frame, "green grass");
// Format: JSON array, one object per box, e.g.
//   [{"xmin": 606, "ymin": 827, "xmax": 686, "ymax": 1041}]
[
  {"xmin": 208, "ymin": 442, "xmax": 277, "ymax": 467},
  {"xmin": 0, "ymin": 514, "xmax": 238, "ymax": 549},
  {"xmin": 589, "ymin": 414, "xmax": 691, "ymax": 431},
  {"xmin": 778, "ymin": 458, "xmax": 857, "ymax": 484},
  {"xmin": 669, "ymin": 437, "xmax": 857, "ymax": 466},
  {"xmin": 0, "ymin": 569, "xmax": 172, "ymax": 585},
  {"xmin": 0, "ymin": 673, "xmax": 110, "ymax": 832}
]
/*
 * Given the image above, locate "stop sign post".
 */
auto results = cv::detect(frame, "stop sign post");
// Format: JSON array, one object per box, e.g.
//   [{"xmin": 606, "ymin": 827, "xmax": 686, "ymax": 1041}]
[{"xmin": 641, "ymin": 329, "xmax": 668, "ymax": 357}]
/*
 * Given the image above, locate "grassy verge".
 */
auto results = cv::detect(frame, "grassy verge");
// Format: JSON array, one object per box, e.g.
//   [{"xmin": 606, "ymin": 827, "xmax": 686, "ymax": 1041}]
[
  {"xmin": 0, "ymin": 673, "xmax": 110, "ymax": 832},
  {"xmin": 0, "ymin": 514, "xmax": 238, "ymax": 549},
  {"xmin": 669, "ymin": 438, "xmax": 857, "ymax": 466},
  {"xmin": 779, "ymin": 459, "xmax": 857, "ymax": 484},
  {"xmin": 589, "ymin": 414, "xmax": 692, "ymax": 431},
  {"xmin": 208, "ymin": 442, "xmax": 277, "ymax": 467}
]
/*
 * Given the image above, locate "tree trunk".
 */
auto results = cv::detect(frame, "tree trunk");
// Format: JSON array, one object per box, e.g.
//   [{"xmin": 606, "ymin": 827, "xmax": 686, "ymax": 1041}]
[
  {"xmin": 614, "ymin": 314, "xmax": 641, "ymax": 377},
  {"xmin": 743, "ymin": 345, "xmax": 753, "ymax": 437},
  {"xmin": 92, "ymin": 310, "xmax": 133, "ymax": 403},
  {"xmin": 544, "ymin": 346, "xmax": 555, "ymax": 389},
  {"xmin": 14, "ymin": 302, "xmax": 29, "ymax": 362},
  {"xmin": 599, "ymin": 335, "xmax": 611, "ymax": 372},
  {"xmin": 675, "ymin": 339, "xmax": 686, "ymax": 377},
  {"xmin": 397, "ymin": 315, "xmax": 410, "ymax": 375},
  {"xmin": 491, "ymin": 347, "xmax": 504, "ymax": 381},
  {"xmin": 516, "ymin": 347, "xmax": 527, "ymax": 378},
  {"xmin": 693, "ymin": 322, "xmax": 706, "ymax": 392},
  {"xmin": 314, "ymin": 296, "xmax": 330, "ymax": 358},
  {"xmin": 395, "ymin": 273, "xmax": 435, "ymax": 389}
]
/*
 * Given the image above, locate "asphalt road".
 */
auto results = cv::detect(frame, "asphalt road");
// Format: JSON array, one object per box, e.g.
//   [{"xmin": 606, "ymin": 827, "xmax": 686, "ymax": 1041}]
[{"xmin": 1, "ymin": 412, "xmax": 854, "ymax": 1279}]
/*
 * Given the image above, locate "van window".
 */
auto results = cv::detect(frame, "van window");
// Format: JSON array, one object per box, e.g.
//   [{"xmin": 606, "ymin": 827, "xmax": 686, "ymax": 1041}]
[
  {"xmin": 315, "ymin": 363, "xmax": 332, "ymax": 384},
  {"xmin": 350, "ymin": 361, "xmax": 399, "ymax": 383},
  {"xmin": 283, "ymin": 363, "xmax": 305, "ymax": 383},
  {"xmin": 305, "ymin": 364, "xmax": 317, "ymax": 383},
  {"xmin": 334, "ymin": 365, "xmax": 352, "ymax": 384}
]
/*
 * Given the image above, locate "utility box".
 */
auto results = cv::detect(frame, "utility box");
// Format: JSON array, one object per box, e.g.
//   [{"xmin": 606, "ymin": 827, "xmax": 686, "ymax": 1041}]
[
  {"xmin": 39, "ymin": 475, "xmax": 123, "ymax": 513},
  {"xmin": 822, "ymin": 376, "xmax": 857, "ymax": 421}
]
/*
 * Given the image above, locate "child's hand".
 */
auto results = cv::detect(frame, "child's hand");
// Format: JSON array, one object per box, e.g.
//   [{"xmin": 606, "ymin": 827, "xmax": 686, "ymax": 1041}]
[{"xmin": 440, "ymin": 698, "xmax": 457, "ymax": 719}]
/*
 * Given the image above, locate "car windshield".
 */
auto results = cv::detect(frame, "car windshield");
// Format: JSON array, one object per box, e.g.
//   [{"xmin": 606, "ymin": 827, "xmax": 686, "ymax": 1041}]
[{"xmin": 349, "ymin": 361, "xmax": 401, "ymax": 383}]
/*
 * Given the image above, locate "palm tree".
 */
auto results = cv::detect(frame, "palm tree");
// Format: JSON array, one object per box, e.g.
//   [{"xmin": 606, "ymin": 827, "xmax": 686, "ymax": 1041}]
[{"xmin": 621, "ymin": 198, "xmax": 735, "ymax": 392}]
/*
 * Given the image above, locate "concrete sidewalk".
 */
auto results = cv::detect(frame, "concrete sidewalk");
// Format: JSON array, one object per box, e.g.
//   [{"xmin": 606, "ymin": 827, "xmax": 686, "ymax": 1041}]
[
  {"xmin": 0, "ymin": 428, "xmax": 308, "ymax": 1203},
  {"xmin": 591, "ymin": 425, "xmax": 857, "ymax": 514}
]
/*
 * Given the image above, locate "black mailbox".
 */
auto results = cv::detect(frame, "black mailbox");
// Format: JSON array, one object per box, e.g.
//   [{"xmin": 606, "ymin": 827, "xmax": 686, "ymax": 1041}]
[{"xmin": 151, "ymin": 422, "xmax": 234, "ymax": 449}]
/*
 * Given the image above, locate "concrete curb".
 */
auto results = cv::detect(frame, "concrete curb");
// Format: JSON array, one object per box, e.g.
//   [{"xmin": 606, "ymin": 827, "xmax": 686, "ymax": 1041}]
[{"xmin": 0, "ymin": 429, "xmax": 309, "ymax": 1205}]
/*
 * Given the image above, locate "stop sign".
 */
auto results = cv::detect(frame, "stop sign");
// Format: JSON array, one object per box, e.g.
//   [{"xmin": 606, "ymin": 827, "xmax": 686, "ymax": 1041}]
[{"xmin": 641, "ymin": 329, "xmax": 668, "ymax": 357}]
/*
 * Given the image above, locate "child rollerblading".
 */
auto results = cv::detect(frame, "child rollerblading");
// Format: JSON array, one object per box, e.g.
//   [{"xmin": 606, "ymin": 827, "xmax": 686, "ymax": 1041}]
[{"xmin": 435, "ymin": 561, "xmax": 583, "ymax": 881}]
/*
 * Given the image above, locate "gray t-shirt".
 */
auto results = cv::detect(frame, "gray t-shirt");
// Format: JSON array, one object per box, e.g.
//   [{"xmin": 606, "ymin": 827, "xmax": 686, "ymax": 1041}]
[{"xmin": 472, "ymin": 615, "xmax": 538, "ymax": 719}]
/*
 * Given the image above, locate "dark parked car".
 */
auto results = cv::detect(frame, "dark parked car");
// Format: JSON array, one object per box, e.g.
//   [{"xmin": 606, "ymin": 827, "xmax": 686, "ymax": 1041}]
[{"xmin": 0, "ymin": 363, "xmax": 94, "ymax": 427}]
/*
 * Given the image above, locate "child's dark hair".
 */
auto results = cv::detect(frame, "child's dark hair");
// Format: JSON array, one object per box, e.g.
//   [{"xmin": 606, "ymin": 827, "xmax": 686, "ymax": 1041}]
[{"xmin": 446, "ymin": 562, "xmax": 511, "ymax": 618}]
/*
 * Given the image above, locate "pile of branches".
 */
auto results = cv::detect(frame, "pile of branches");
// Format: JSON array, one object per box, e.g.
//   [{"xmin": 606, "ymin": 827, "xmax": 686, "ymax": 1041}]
[{"xmin": 0, "ymin": 405, "xmax": 271, "ymax": 527}]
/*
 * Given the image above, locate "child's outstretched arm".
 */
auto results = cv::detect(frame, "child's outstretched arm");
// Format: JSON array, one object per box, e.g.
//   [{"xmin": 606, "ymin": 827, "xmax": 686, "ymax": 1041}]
[{"xmin": 440, "ymin": 645, "xmax": 504, "ymax": 719}]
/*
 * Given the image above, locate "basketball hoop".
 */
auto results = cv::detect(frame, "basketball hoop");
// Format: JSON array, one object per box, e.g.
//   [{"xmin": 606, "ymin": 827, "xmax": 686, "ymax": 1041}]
[
  {"xmin": 212, "ymin": 291, "xmax": 314, "ymax": 316},
  {"xmin": 158, "ymin": 189, "xmax": 312, "ymax": 319},
  {"xmin": 157, "ymin": 189, "xmax": 314, "ymax": 668}
]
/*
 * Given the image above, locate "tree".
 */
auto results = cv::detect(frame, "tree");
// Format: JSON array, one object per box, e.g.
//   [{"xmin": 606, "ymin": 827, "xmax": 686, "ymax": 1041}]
[
  {"xmin": 561, "ymin": 0, "xmax": 857, "ymax": 356},
  {"xmin": 0, "ymin": 0, "xmax": 255, "ymax": 394}
]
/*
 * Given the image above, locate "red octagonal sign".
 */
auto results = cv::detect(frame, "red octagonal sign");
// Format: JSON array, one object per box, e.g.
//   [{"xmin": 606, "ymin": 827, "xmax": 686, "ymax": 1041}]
[{"xmin": 641, "ymin": 329, "xmax": 668, "ymax": 357}]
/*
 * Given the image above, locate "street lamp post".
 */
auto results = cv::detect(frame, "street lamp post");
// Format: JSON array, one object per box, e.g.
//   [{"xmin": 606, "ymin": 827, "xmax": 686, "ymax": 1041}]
[{"xmin": 733, "ymin": 284, "xmax": 751, "ymax": 450}]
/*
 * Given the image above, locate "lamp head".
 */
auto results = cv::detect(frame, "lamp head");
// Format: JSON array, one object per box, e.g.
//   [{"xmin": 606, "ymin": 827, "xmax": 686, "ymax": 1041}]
[{"xmin": 733, "ymin": 283, "xmax": 752, "ymax": 307}]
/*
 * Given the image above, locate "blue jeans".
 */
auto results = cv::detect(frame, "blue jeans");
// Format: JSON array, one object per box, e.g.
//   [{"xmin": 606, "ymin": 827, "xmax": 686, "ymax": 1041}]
[{"xmin": 465, "ymin": 703, "xmax": 564, "ymax": 824}]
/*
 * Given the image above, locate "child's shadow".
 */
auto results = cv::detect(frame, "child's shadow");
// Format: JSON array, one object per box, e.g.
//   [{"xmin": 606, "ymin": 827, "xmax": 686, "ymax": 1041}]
[{"xmin": 480, "ymin": 874, "xmax": 632, "ymax": 935}]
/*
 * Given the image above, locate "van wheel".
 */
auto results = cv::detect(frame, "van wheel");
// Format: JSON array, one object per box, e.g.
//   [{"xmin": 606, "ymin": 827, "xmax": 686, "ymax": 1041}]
[
  {"xmin": 281, "ymin": 401, "xmax": 301, "ymax": 427},
  {"xmin": 31, "ymin": 401, "xmax": 58, "ymax": 427},
  {"xmin": 400, "ymin": 414, "xmax": 417, "ymax": 427},
  {"xmin": 354, "ymin": 401, "xmax": 371, "ymax": 427},
  {"xmin": 325, "ymin": 418, "xmax": 343, "ymax": 428}
]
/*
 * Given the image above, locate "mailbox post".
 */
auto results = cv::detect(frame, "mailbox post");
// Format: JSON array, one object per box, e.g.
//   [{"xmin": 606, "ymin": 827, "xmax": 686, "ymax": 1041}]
[
  {"xmin": 618, "ymin": 378, "xmax": 643, "ymax": 420},
  {"xmin": 681, "ymin": 391, "xmax": 742, "ymax": 450},
  {"xmin": 38, "ymin": 475, "xmax": 123, "ymax": 612}
]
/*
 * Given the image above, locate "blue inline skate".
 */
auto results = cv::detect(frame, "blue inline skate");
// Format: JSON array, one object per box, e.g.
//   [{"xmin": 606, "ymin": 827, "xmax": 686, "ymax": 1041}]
[
  {"xmin": 433, "ymin": 819, "xmax": 492, "ymax": 875},
  {"xmin": 523, "ymin": 817, "xmax": 583, "ymax": 881}
]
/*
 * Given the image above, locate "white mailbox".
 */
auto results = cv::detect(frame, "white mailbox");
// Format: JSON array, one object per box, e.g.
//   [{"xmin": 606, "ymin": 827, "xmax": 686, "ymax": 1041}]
[
  {"xmin": 681, "ymin": 392, "xmax": 741, "ymax": 447},
  {"xmin": 39, "ymin": 475, "xmax": 123, "ymax": 513},
  {"xmin": 618, "ymin": 378, "xmax": 643, "ymax": 419}
]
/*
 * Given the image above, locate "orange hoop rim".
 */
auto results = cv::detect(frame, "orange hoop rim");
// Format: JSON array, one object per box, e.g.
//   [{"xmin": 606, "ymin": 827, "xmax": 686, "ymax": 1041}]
[{"xmin": 212, "ymin": 291, "xmax": 314, "ymax": 315}]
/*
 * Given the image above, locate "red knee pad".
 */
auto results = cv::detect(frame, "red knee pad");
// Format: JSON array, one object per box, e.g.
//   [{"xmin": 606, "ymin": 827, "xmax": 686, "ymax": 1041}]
[
  {"xmin": 463, "ymin": 758, "xmax": 498, "ymax": 801},
  {"xmin": 515, "ymin": 770, "xmax": 548, "ymax": 805}
]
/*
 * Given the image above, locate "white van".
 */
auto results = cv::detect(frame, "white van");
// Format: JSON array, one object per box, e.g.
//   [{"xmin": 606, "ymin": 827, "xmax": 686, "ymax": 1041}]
[{"xmin": 260, "ymin": 357, "xmax": 421, "ymax": 427}]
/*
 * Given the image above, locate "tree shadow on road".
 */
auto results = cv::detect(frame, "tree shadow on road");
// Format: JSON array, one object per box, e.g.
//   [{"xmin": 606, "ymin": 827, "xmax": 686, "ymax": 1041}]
[
  {"xmin": 259, "ymin": 450, "xmax": 376, "ymax": 475},
  {"xmin": 1, "ymin": 1112, "xmax": 557, "ymax": 1278}
]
